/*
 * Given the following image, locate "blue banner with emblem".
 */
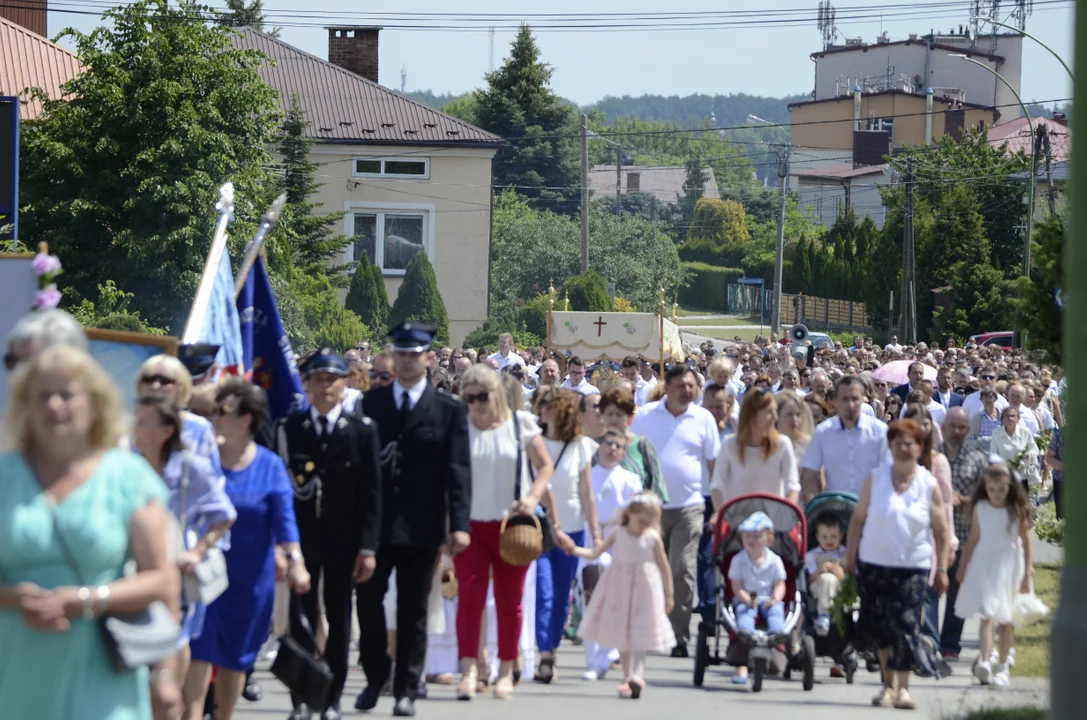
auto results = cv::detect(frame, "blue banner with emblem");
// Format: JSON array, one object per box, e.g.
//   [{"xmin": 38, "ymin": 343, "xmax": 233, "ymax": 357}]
[{"xmin": 237, "ymin": 256, "xmax": 307, "ymax": 419}]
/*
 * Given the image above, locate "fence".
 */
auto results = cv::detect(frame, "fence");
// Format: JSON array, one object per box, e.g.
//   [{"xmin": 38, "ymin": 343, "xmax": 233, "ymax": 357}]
[
  {"xmin": 780, "ymin": 293, "xmax": 872, "ymax": 332},
  {"xmin": 726, "ymin": 283, "xmax": 770, "ymax": 319}
]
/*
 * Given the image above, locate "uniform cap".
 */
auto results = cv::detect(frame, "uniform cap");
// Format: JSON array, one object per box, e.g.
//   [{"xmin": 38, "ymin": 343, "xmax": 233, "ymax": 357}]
[
  {"xmin": 178, "ymin": 342, "xmax": 219, "ymax": 379},
  {"xmin": 390, "ymin": 321, "xmax": 435, "ymax": 353},
  {"xmin": 300, "ymin": 348, "xmax": 348, "ymax": 378}
]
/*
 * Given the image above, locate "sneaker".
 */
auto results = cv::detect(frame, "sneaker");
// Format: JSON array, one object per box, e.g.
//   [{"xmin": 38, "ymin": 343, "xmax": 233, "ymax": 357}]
[
  {"xmin": 582, "ymin": 668, "xmax": 608, "ymax": 681},
  {"xmin": 940, "ymin": 650, "xmax": 959, "ymax": 661},
  {"xmin": 670, "ymin": 645, "xmax": 689, "ymax": 659},
  {"xmin": 973, "ymin": 659, "xmax": 992, "ymax": 685},
  {"xmin": 814, "ymin": 615, "xmax": 831, "ymax": 637},
  {"xmin": 993, "ymin": 663, "xmax": 1010, "ymax": 687},
  {"xmin": 872, "ymin": 687, "xmax": 895, "ymax": 707},
  {"xmin": 990, "ymin": 647, "xmax": 1016, "ymax": 668}
]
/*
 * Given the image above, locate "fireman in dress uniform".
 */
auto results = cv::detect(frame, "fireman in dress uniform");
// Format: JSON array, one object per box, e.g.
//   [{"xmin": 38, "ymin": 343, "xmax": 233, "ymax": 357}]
[
  {"xmin": 355, "ymin": 322, "xmax": 471, "ymax": 718},
  {"xmin": 277, "ymin": 349, "xmax": 382, "ymax": 720}
]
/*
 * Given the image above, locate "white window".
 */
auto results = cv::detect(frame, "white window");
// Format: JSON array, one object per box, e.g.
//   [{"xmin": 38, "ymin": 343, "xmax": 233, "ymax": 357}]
[
  {"xmin": 352, "ymin": 157, "xmax": 430, "ymax": 179},
  {"xmin": 345, "ymin": 203, "xmax": 434, "ymax": 276}
]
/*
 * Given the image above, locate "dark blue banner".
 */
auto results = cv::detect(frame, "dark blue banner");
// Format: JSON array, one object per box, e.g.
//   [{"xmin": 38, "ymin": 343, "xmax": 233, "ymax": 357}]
[
  {"xmin": 0, "ymin": 97, "xmax": 18, "ymax": 241},
  {"xmin": 237, "ymin": 256, "xmax": 307, "ymax": 420}
]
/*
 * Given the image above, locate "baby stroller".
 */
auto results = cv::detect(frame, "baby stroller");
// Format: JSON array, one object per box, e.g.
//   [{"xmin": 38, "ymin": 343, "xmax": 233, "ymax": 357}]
[
  {"xmin": 803, "ymin": 491, "xmax": 859, "ymax": 684},
  {"xmin": 693, "ymin": 492, "xmax": 813, "ymax": 693}
]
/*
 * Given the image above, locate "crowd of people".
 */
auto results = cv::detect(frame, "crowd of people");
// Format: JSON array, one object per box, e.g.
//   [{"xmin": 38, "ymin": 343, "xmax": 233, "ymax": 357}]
[{"xmin": 0, "ymin": 315, "xmax": 1058, "ymax": 719}]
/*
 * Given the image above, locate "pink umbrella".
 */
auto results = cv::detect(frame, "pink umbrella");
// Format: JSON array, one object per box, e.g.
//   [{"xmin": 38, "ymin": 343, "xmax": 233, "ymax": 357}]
[{"xmin": 872, "ymin": 360, "xmax": 937, "ymax": 387}]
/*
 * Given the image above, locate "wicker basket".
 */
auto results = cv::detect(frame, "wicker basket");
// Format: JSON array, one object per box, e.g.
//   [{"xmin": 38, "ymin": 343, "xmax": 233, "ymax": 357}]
[
  {"xmin": 498, "ymin": 513, "xmax": 543, "ymax": 566},
  {"xmin": 440, "ymin": 569, "xmax": 458, "ymax": 601}
]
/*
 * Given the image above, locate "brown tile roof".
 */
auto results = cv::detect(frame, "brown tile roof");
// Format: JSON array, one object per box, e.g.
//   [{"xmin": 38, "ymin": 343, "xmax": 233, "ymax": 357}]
[
  {"xmin": 588, "ymin": 165, "xmax": 719, "ymax": 204},
  {"xmin": 811, "ymin": 38, "xmax": 1004, "ymax": 63},
  {"xmin": 229, "ymin": 27, "xmax": 500, "ymax": 147},
  {"xmin": 0, "ymin": 16, "xmax": 82, "ymax": 120}
]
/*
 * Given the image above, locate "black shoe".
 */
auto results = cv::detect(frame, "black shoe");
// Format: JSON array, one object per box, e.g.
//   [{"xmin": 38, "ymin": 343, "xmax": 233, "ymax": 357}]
[
  {"xmin": 355, "ymin": 685, "xmax": 381, "ymax": 712},
  {"xmin": 243, "ymin": 676, "xmax": 263, "ymax": 703},
  {"xmin": 287, "ymin": 707, "xmax": 308, "ymax": 720},
  {"xmin": 670, "ymin": 645, "xmax": 689, "ymax": 659},
  {"xmin": 393, "ymin": 697, "xmax": 416, "ymax": 717},
  {"xmin": 322, "ymin": 707, "xmax": 342, "ymax": 720}
]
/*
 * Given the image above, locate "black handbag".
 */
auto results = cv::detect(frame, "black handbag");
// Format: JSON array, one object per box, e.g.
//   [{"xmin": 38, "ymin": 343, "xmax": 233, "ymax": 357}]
[
  {"xmin": 514, "ymin": 414, "xmax": 557, "ymax": 554},
  {"xmin": 271, "ymin": 597, "xmax": 334, "ymax": 709}
]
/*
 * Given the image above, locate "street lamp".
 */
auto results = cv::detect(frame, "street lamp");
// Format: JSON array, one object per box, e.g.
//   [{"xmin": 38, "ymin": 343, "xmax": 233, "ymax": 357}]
[
  {"xmin": 949, "ymin": 53, "xmax": 1035, "ymax": 279},
  {"xmin": 972, "ymin": 17, "xmax": 1073, "ymax": 80},
  {"xmin": 748, "ymin": 114, "xmax": 789, "ymax": 335},
  {"xmin": 587, "ymin": 130, "xmax": 627, "ymax": 218}
]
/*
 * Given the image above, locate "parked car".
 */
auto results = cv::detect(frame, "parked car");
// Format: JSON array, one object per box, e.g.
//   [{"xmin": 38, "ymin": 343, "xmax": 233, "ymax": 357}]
[{"xmin": 970, "ymin": 331, "xmax": 1014, "ymax": 348}]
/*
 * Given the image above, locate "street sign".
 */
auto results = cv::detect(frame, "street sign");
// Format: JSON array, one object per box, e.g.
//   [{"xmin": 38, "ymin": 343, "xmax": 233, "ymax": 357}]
[
  {"xmin": 0, "ymin": 97, "xmax": 18, "ymax": 240},
  {"xmin": 738, "ymin": 277, "xmax": 764, "ymax": 286}
]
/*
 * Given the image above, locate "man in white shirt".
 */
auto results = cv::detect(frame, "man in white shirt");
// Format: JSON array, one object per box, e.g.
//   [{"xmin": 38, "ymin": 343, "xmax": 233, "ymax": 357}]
[
  {"xmin": 884, "ymin": 335, "xmax": 903, "ymax": 353},
  {"xmin": 560, "ymin": 355, "xmax": 600, "ymax": 396},
  {"xmin": 631, "ymin": 366, "xmax": 721, "ymax": 657},
  {"xmin": 779, "ymin": 368, "xmax": 807, "ymax": 396},
  {"xmin": 1006, "ymin": 382, "xmax": 1040, "ymax": 436},
  {"xmin": 488, "ymin": 333, "xmax": 526, "ymax": 372},
  {"xmin": 620, "ymin": 355, "xmax": 647, "ymax": 402},
  {"xmin": 961, "ymin": 364, "xmax": 1009, "ymax": 418},
  {"xmin": 636, "ymin": 359, "xmax": 658, "ymax": 405},
  {"xmin": 800, "ymin": 376, "xmax": 891, "ymax": 499},
  {"xmin": 538, "ymin": 358, "xmax": 561, "ymax": 387}
]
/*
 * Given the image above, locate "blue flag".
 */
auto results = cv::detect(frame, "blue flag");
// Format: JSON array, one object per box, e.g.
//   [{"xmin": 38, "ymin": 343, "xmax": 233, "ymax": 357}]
[
  {"xmin": 237, "ymin": 256, "xmax": 307, "ymax": 420},
  {"xmin": 197, "ymin": 247, "xmax": 246, "ymax": 377}
]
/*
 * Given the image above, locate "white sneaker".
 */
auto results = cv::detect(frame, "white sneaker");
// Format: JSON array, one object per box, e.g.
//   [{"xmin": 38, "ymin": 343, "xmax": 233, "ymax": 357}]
[
  {"xmin": 990, "ymin": 647, "xmax": 1017, "ymax": 667},
  {"xmin": 992, "ymin": 663, "xmax": 1010, "ymax": 687},
  {"xmin": 582, "ymin": 667, "xmax": 608, "ymax": 681},
  {"xmin": 973, "ymin": 659, "xmax": 992, "ymax": 685}
]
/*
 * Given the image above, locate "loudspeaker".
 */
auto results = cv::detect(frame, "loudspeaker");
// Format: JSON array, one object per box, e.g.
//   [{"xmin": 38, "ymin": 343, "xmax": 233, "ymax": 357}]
[{"xmin": 789, "ymin": 324, "xmax": 809, "ymax": 344}]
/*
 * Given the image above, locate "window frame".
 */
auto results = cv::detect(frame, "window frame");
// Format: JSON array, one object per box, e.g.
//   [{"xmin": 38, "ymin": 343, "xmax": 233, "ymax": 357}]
[
  {"xmin": 344, "ymin": 201, "xmax": 436, "ymax": 277},
  {"xmin": 351, "ymin": 156, "xmax": 431, "ymax": 179}
]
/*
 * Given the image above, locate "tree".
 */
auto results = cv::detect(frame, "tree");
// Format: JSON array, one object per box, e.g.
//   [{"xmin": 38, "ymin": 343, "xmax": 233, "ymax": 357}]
[
  {"xmin": 344, "ymin": 252, "xmax": 389, "ymax": 338},
  {"xmin": 676, "ymin": 157, "xmax": 707, "ymax": 232},
  {"xmin": 19, "ymin": 0, "xmax": 282, "ymax": 332},
  {"xmin": 686, "ymin": 197, "xmax": 751, "ymax": 264},
  {"xmin": 471, "ymin": 25, "xmax": 578, "ymax": 213},
  {"xmin": 388, "ymin": 253, "xmax": 450, "ymax": 344},
  {"xmin": 287, "ymin": 271, "xmax": 369, "ymax": 352},
  {"xmin": 216, "ymin": 0, "xmax": 280, "ymax": 35},
  {"xmin": 68, "ymin": 280, "xmax": 167, "ymax": 335},
  {"xmin": 1011, "ymin": 216, "xmax": 1064, "ymax": 362},
  {"xmin": 932, "ymin": 263, "xmax": 1012, "ymax": 343},
  {"xmin": 270, "ymin": 95, "xmax": 351, "ymax": 282},
  {"xmin": 562, "ymin": 270, "xmax": 613, "ymax": 312}
]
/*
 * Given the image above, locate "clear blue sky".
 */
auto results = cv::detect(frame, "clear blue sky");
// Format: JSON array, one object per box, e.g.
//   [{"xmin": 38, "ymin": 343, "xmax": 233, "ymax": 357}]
[{"xmin": 47, "ymin": 0, "xmax": 1075, "ymax": 108}]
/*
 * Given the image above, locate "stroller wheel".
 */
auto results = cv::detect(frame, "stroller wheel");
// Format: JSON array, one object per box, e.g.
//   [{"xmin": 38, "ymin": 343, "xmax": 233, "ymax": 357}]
[
  {"xmin": 802, "ymin": 636, "xmax": 816, "ymax": 691},
  {"xmin": 752, "ymin": 658, "xmax": 766, "ymax": 693},
  {"xmin": 693, "ymin": 627, "xmax": 710, "ymax": 688}
]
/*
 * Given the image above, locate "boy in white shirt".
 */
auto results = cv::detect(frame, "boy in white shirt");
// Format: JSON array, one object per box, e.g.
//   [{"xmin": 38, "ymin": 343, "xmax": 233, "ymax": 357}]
[
  {"xmin": 805, "ymin": 516, "xmax": 847, "ymax": 637},
  {"xmin": 728, "ymin": 511, "xmax": 786, "ymax": 684}
]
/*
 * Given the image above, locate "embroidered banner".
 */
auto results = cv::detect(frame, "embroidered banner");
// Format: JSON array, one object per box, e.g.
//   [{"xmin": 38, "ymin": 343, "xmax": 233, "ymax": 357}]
[{"xmin": 549, "ymin": 312, "xmax": 685, "ymax": 362}]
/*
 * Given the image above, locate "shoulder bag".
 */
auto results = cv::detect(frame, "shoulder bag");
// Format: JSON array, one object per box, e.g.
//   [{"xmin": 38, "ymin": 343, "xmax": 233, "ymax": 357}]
[
  {"xmin": 271, "ymin": 596, "xmax": 334, "ymax": 709},
  {"xmin": 45, "ymin": 496, "xmax": 180, "ymax": 672},
  {"xmin": 518, "ymin": 415, "xmax": 558, "ymax": 554},
  {"xmin": 178, "ymin": 453, "xmax": 230, "ymax": 607}
]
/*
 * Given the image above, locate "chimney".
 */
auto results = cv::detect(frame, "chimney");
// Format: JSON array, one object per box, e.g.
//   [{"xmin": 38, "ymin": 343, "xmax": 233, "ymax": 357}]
[
  {"xmin": 327, "ymin": 26, "xmax": 382, "ymax": 84},
  {"xmin": 853, "ymin": 84, "xmax": 863, "ymax": 132},
  {"xmin": 925, "ymin": 88, "xmax": 934, "ymax": 145},
  {"xmin": 1, "ymin": 0, "xmax": 47, "ymax": 36},
  {"xmin": 627, "ymin": 172, "xmax": 640, "ymax": 191}
]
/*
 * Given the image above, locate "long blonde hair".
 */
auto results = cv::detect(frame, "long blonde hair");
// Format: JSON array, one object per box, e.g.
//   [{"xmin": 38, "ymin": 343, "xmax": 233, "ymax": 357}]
[
  {"xmin": 774, "ymin": 390, "xmax": 814, "ymax": 445},
  {"xmin": 459, "ymin": 363, "xmax": 511, "ymax": 421},
  {"xmin": 4, "ymin": 345, "xmax": 126, "ymax": 453},
  {"xmin": 736, "ymin": 388, "xmax": 781, "ymax": 463},
  {"xmin": 137, "ymin": 354, "xmax": 194, "ymax": 406}
]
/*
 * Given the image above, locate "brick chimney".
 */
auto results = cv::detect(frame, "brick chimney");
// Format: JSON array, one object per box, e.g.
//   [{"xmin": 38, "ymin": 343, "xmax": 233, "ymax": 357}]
[
  {"xmin": 327, "ymin": 27, "xmax": 381, "ymax": 84},
  {"xmin": 1, "ymin": 0, "xmax": 47, "ymax": 37},
  {"xmin": 627, "ymin": 172, "xmax": 640, "ymax": 191}
]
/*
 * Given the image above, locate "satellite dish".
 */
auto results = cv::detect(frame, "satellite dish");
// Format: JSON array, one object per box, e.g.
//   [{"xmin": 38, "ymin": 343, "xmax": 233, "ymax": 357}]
[{"xmin": 790, "ymin": 324, "xmax": 809, "ymax": 343}]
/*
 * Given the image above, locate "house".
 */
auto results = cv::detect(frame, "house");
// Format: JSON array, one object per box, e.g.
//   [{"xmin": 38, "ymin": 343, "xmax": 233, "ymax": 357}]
[
  {"xmin": 1010, "ymin": 160, "xmax": 1069, "ymax": 219},
  {"xmin": 788, "ymin": 88, "xmax": 997, "ymax": 229},
  {"xmin": 587, "ymin": 165, "xmax": 719, "ymax": 205},
  {"xmin": 229, "ymin": 27, "xmax": 502, "ymax": 345},
  {"xmin": 988, "ymin": 115, "xmax": 1071, "ymax": 163},
  {"xmin": 0, "ymin": 14, "xmax": 82, "ymax": 120}
]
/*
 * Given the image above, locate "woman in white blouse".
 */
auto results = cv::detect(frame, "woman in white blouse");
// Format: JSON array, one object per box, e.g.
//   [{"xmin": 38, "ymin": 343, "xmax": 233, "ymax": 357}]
[
  {"xmin": 990, "ymin": 405, "xmax": 1040, "ymax": 489},
  {"xmin": 453, "ymin": 364, "xmax": 556, "ymax": 701},
  {"xmin": 710, "ymin": 389, "xmax": 800, "ymax": 520},
  {"xmin": 775, "ymin": 390, "xmax": 814, "ymax": 460}
]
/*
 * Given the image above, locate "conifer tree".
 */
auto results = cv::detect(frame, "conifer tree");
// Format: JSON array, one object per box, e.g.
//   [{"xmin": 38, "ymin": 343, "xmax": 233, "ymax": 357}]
[
  {"xmin": 388, "ymin": 253, "xmax": 449, "ymax": 344},
  {"xmin": 345, "ymin": 251, "xmax": 389, "ymax": 338}
]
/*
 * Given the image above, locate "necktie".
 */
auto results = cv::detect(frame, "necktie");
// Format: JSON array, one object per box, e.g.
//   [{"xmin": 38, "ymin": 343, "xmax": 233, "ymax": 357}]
[
  {"xmin": 400, "ymin": 391, "xmax": 412, "ymax": 420},
  {"xmin": 318, "ymin": 415, "xmax": 328, "ymax": 436}
]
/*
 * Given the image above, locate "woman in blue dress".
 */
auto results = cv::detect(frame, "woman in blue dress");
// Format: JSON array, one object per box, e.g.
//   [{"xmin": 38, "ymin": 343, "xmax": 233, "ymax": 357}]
[
  {"xmin": 131, "ymin": 395, "xmax": 236, "ymax": 718},
  {"xmin": 136, "ymin": 355, "xmax": 223, "ymax": 477},
  {"xmin": 186, "ymin": 379, "xmax": 310, "ymax": 720},
  {"xmin": 0, "ymin": 345, "xmax": 180, "ymax": 720}
]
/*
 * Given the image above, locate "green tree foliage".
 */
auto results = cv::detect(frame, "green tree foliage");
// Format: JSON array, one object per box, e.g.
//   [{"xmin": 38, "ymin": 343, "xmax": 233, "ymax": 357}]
[
  {"xmin": 471, "ymin": 25, "xmax": 578, "ymax": 213},
  {"xmin": 18, "ymin": 0, "xmax": 282, "ymax": 332},
  {"xmin": 388, "ymin": 253, "xmax": 450, "ymax": 345},
  {"xmin": 216, "ymin": 0, "xmax": 280, "ymax": 35},
  {"xmin": 686, "ymin": 198, "xmax": 751, "ymax": 266},
  {"xmin": 287, "ymin": 272, "xmax": 369, "ymax": 352},
  {"xmin": 932, "ymin": 263, "xmax": 1012, "ymax": 343},
  {"xmin": 593, "ymin": 191, "xmax": 679, "ymax": 228},
  {"xmin": 462, "ymin": 318, "xmax": 541, "ymax": 351},
  {"xmin": 344, "ymin": 251, "xmax": 390, "ymax": 339},
  {"xmin": 68, "ymin": 280, "xmax": 166, "ymax": 335},
  {"xmin": 676, "ymin": 158, "xmax": 707, "ymax": 231},
  {"xmin": 562, "ymin": 270, "xmax": 613, "ymax": 312},
  {"xmin": 1010, "ymin": 216, "xmax": 1064, "ymax": 362}
]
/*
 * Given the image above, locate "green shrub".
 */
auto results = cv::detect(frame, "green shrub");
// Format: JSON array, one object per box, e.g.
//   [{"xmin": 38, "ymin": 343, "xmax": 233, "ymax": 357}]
[
  {"xmin": 676, "ymin": 262, "xmax": 744, "ymax": 312},
  {"xmin": 1035, "ymin": 501, "xmax": 1064, "ymax": 547},
  {"xmin": 678, "ymin": 238, "xmax": 746, "ymax": 267},
  {"xmin": 562, "ymin": 269, "xmax": 613, "ymax": 312},
  {"xmin": 344, "ymin": 252, "xmax": 389, "ymax": 339},
  {"xmin": 388, "ymin": 253, "xmax": 450, "ymax": 344},
  {"xmin": 462, "ymin": 317, "xmax": 541, "ymax": 350},
  {"xmin": 519, "ymin": 294, "xmax": 550, "ymax": 339}
]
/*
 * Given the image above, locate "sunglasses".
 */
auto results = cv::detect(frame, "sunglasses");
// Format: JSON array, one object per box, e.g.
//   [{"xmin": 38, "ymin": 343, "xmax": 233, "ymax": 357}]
[
  {"xmin": 140, "ymin": 374, "xmax": 176, "ymax": 386},
  {"xmin": 981, "ymin": 374, "xmax": 996, "ymax": 380},
  {"xmin": 370, "ymin": 370, "xmax": 393, "ymax": 382},
  {"xmin": 463, "ymin": 391, "xmax": 490, "ymax": 405}
]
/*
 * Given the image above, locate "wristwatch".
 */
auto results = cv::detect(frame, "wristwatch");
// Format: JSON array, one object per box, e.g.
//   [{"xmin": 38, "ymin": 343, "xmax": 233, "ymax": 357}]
[{"xmin": 288, "ymin": 549, "xmax": 304, "ymax": 564}]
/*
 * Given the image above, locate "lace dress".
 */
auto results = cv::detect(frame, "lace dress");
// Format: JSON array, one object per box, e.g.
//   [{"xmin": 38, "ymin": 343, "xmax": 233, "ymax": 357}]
[
  {"xmin": 578, "ymin": 527, "xmax": 675, "ymax": 653},
  {"xmin": 954, "ymin": 500, "xmax": 1024, "ymax": 625}
]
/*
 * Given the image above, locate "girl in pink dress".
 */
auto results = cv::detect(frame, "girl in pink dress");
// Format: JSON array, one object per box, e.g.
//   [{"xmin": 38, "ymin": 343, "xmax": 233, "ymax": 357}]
[{"xmin": 575, "ymin": 491, "xmax": 675, "ymax": 699}]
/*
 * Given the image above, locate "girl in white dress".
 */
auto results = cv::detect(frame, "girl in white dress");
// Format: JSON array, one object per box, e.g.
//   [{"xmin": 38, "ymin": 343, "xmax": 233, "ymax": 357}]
[{"xmin": 954, "ymin": 464, "xmax": 1034, "ymax": 687}]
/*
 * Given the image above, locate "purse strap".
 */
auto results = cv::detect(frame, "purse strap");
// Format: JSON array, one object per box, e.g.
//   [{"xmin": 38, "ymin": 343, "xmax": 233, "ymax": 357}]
[
  {"xmin": 177, "ymin": 453, "xmax": 191, "ymax": 530},
  {"xmin": 289, "ymin": 592, "xmax": 329, "ymax": 663},
  {"xmin": 513, "ymin": 412, "xmax": 523, "ymax": 503}
]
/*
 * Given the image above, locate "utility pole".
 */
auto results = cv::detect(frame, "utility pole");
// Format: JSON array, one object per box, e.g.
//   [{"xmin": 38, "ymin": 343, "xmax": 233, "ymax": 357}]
[
  {"xmin": 616, "ymin": 147, "xmax": 623, "ymax": 218},
  {"xmin": 1040, "ymin": 125, "xmax": 1057, "ymax": 217},
  {"xmin": 900, "ymin": 157, "xmax": 917, "ymax": 344},
  {"xmin": 580, "ymin": 112, "xmax": 589, "ymax": 272},
  {"xmin": 771, "ymin": 144, "xmax": 790, "ymax": 335}
]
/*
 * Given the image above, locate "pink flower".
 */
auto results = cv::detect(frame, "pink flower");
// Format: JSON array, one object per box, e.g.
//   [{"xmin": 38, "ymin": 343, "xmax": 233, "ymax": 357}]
[
  {"xmin": 32, "ymin": 253, "xmax": 62, "ymax": 277},
  {"xmin": 33, "ymin": 285, "xmax": 62, "ymax": 310}
]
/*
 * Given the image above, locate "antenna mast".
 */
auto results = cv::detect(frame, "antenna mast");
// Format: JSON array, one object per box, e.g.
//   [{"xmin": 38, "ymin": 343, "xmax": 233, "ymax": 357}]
[
  {"xmin": 489, "ymin": 27, "xmax": 496, "ymax": 72},
  {"xmin": 1011, "ymin": 0, "xmax": 1034, "ymax": 32},
  {"xmin": 816, "ymin": 0, "xmax": 837, "ymax": 50},
  {"xmin": 400, "ymin": 63, "xmax": 407, "ymax": 93}
]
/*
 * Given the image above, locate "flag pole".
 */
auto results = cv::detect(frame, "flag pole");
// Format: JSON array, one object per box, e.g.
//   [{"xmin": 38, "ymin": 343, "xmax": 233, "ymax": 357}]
[
  {"xmin": 183, "ymin": 183, "xmax": 234, "ymax": 343},
  {"xmin": 235, "ymin": 193, "xmax": 286, "ymax": 300}
]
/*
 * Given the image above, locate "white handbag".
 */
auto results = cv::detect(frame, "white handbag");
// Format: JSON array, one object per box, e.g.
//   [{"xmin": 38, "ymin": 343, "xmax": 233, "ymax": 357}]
[{"xmin": 178, "ymin": 454, "xmax": 230, "ymax": 606}]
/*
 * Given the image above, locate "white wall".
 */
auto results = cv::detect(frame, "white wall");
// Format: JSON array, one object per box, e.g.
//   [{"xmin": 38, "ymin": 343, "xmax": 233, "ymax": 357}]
[{"xmin": 795, "ymin": 174, "xmax": 886, "ymax": 230}]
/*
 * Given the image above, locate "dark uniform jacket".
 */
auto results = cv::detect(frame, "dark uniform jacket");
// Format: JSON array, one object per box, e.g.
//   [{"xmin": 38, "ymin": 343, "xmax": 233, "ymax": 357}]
[
  {"xmin": 275, "ymin": 408, "xmax": 382, "ymax": 566},
  {"xmin": 363, "ymin": 383, "xmax": 471, "ymax": 548}
]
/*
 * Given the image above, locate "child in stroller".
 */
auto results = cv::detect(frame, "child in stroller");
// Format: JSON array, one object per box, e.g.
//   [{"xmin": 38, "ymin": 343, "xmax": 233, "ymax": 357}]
[{"xmin": 804, "ymin": 491, "xmax": 860, "ymax": 683}]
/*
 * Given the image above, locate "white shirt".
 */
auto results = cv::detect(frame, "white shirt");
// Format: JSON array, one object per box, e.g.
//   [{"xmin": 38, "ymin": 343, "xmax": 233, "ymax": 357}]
[
  {"xmin": 711, "ymin": 434, "xmax": 800, "ymax": 502},
  {"xmin": 630, "ymin": 400, "xmax": 721, "ymax": 509},
  {"xmin": 728, "ymin": 548, "xmax": 786, "ymax": 598},
  {"xmin": 467, "ymin": 411, "xmax": 541, "ymax": 521},
  {"xmin": 884, "ymin": 343, "xmax": 903, "ymax": 353},
  {"xmin": 561, "ymin": 377, "xmax": 600, "ymax": 396},
  {"xmin": 309, "ymin": 403, "xmax": 344, "ymax": 435},
  {"xmin": 392, "ymin": 377, "xmax": 427, "ymax": 411},
  {"xmin": 898, "ymin": 397, "xmax": 947, "ymax": 426},
  {"xmin": 858, "ymin": 463, "xmax": 936, "ymax": 570},
  {"xmin": 805, "ymin": 544, "xmax": 848, "ymax": 576},
  {"xmin": 489, "ymin": 350, "xmax": 526, "ymax": 371},
  {"xmin": 800, "ymin": 414, "xmax": 891, "ymax": 496},
  {"xmin": 1012, "ymin": 404, "xmax": 1041, "ymax": 436},
  {"xmin": 542, "ymin": 436, "xmax": 597, "ymax": 530},
  {"xmin": 961, "ymin": 390, "xmax": 1009, "ymax": 419},
  {"xmin": 635, "ymin": 376, "xmax": 658, "ymax": 406},
  {"xmin": 343, "ymin": 387, "xmax": 363, "ymax": 414},
  {"xmin": 592, "ymin": 464, "xmax": 643, "ymax": 529}
]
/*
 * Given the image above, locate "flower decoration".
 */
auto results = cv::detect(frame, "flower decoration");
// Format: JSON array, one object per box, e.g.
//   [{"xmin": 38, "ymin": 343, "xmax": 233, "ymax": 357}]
[{"xmin": 31, "ymin": 250, "xmax": 63, "ymax": 311}]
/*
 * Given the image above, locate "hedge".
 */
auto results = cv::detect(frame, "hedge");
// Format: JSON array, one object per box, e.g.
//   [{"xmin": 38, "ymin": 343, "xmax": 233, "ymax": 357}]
[{"xmin": 677, "ymin": 262, "xmax": 745, "ymax": 312}]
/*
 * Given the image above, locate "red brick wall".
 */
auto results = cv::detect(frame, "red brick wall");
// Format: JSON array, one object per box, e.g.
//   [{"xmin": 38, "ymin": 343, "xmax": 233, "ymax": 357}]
[{"xmin": 328, "ymin": 28, "xmax": 380, "ymax": 84}]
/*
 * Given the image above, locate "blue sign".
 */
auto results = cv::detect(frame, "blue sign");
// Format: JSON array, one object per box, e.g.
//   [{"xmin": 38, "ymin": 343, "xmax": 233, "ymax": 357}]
[
  {"xmin": 1055, "ymin": 288, "xmax": 1066, "ymax": 309},
  {"xmin": 0, "ymin": 97, "xmax": 18, "ymax": 240},
  {"xmin": 738, "ymin": 277, "xmax": 764, "ymax": 286}
]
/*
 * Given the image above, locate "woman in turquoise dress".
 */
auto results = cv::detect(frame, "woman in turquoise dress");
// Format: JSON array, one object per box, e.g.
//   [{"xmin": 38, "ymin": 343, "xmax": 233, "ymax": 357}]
[
  {"xmin": 0, "ymin": 345, "xmax": 180, "ymax": 720},
  {"xmin": 186, "ymin": 379, "xmax": 309, "ymax": 720}
]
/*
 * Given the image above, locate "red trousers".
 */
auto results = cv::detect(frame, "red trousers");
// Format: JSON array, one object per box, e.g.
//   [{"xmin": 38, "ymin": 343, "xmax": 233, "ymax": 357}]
[{"xmin": 454, "ymin": 521, "xmax": 530, "ymax": 662}]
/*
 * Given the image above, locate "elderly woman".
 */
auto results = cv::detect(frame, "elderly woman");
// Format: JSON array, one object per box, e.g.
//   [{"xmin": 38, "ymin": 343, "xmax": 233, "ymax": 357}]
[
  {"xmin": 131, "ymin": 396, "xmax": 236, "ymax": 717},
  {"xmin": 0, "ymin": 345, "xmax": 180, "ymax": 720},
  {"xmin": 136, "ymin": 355, "xmax": 222, "ymax": 476},
  {"xmin": 970, "ymin": 388, "xmax": 1002, "ymax": 453},
  {"xmin": 186, "ymin": 380, "xmax": 309, "ymax": 720},
  {"xmin": 3, "ymin": 308, "xmax": 87, "ymax": 371},
  {"xmin": 595, "ymin": 386, "xmax": 668, "ymax": 501},
  {"xmin": 845, "ymin": 420, "xmax": 951, "ymax": 711},
  {"xmin": 990, "ymin": 406, "xmax": 1040, "ymax": 490},
  {"xmin": 454, "ymin": 364, "xmax": 556, "ymax": 701}
]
